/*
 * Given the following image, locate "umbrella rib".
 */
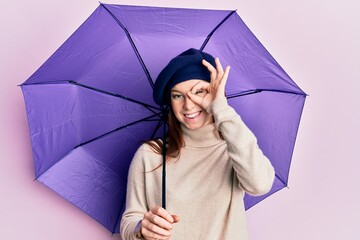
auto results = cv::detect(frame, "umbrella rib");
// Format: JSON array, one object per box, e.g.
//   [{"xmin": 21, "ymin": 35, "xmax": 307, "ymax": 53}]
[
  {"xmin": 226, "ymin": 88, "xmax": 308, "ymax": 99},
  {"xmin": 21, "ymin": 80, "xmax": 160, "ymax": 112},
  {"xmin": 200, "ymin": 10, "xmax": 237, "ymax": 51},
  {"xmin": 151, "ymin": 120, "xmax": 164, "ymax": 140},
  {"xmin": 100, "ymin": 3, "xmax": 155, "ymax": 90},
  {"xmin": 76, "ymin": 113, "xmax": 161, "ymax": 148},
  {"xmin": 275, "ymin": 173, "xmax": 287, "ymax": 187},
  {"xmin": 68, "ymin": 80, "xmax": 159, "ymax": 112}
]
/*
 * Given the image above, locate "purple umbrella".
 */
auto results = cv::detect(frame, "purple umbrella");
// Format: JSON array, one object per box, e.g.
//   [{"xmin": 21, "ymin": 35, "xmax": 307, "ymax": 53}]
[{"xmin": 20, "ymin": 3, "xmax": 306, "ymax": 234}]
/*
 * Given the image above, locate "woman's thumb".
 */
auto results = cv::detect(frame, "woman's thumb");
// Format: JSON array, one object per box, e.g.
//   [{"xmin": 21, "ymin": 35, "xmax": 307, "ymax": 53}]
[{"xmin": 171, "ymin": 214, "xmax": 180, "ymax": 223}]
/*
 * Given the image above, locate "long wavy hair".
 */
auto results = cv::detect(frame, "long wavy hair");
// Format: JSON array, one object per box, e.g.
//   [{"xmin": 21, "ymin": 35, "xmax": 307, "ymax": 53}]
[
  {"xmin": 146, "ymin": 106, "xmax": 184, "ymax": 164},
  {"xmin": 145, "ymin": 106, "xmax": 224, "ymax": 167}
]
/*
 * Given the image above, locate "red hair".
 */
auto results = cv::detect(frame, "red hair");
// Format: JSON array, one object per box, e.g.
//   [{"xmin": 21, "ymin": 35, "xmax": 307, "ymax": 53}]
[
  {"xmin": 145, "ymin": 105, "xmax": 222, "ymax": 168},
  {"xmin": 146, "ymin": 106, "xmax": 184, "ymax": 164}
]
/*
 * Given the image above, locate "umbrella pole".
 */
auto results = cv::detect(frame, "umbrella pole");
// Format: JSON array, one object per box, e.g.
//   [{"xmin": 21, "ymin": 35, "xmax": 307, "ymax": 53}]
[{"xmin": 161, "ymin": 107, "xmax": 167, "ymax": 209}]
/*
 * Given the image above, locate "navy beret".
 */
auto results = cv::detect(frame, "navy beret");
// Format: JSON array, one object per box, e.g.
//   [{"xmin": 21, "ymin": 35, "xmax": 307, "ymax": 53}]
[{"xmin": 153, "ymin": 48, "xmax": 216, "ymax": 106}]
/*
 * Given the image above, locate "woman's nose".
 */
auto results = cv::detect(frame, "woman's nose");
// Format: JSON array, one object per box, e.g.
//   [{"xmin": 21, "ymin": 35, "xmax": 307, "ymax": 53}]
[{"xmin": 183, "ymin": 96, "xmax": 196, "ymax": 110}]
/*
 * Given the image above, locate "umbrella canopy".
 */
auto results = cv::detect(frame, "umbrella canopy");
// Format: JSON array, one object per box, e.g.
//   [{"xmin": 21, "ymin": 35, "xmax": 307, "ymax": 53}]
[{"xmin": 21, "ymin": 3, "xmax": 306, "ymax": 234}]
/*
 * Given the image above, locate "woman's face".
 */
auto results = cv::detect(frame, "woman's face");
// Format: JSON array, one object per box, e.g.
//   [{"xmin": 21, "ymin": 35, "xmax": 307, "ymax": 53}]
[{"xmin": 170, "ymin": 79, "xmax": 213, "ymax": 130}]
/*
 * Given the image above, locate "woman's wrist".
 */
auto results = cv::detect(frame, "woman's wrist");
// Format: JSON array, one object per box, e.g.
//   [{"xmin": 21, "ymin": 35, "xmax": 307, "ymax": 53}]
[
  {"xmin": 134, "ymin": 221, "xmax": 145, "ymax": 239},
  {"xmin": 206, "ymin": 96, "xmax": 228, "ymax": 114}
]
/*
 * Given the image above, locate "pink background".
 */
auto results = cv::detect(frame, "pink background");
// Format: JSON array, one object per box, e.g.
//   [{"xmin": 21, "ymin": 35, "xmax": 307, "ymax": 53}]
[{"xmin": 1, "ymin": 0, "xmax": 359, "ymax": 239}]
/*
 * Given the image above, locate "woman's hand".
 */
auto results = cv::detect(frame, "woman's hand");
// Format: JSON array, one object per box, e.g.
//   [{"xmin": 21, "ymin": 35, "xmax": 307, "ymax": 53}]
[
  {"xmin": 140, "ymin": 206, "xmax": 180, "ymax": 240},
  {"xmin": 187, "ymin": 57, "xmax": 230, "ymax": 111}
]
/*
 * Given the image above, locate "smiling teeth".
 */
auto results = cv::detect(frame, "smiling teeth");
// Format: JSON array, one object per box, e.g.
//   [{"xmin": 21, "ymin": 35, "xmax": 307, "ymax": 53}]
[{"xmin": 185, "ymin": 112, "xmax": 200, "ymax": 119}]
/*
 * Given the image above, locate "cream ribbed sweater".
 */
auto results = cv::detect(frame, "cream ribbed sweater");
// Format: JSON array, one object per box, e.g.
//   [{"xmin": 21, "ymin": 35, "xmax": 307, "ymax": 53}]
[{"xmin": 120, "ymin": 98, "xmax": 275, "ymax": 240}]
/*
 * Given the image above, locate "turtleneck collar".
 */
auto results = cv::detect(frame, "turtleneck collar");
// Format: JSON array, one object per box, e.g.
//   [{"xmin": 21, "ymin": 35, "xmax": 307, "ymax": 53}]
[{"xmin": 181, "ymin": 123, "xmax": 224, "ymax": 148}]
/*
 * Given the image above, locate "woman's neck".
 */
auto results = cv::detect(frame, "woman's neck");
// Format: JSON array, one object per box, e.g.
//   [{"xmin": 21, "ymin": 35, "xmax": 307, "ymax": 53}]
[{"xmin": 181, "ymin": 123, "xmax": 223, "ymax": 148}]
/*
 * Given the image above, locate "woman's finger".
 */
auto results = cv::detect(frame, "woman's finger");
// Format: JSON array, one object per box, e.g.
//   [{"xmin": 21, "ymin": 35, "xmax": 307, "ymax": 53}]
[
  {"xmin": 190, "ymin": 81, "xmax": 210, "ymax": 94},
  {"xmin": 202, "ymin": 59, "xmax": 217, "ymax": 81},
  {"xmin": 141, "ymin": 218, "xmax": 172, "ymax": 237},
  {"xmin": 145, "ymin": 208, "xmax": 173, "ymax": 230},
  {"xmin": 202, "ymin": 59, "xmax": 216, "ymax": 72},
  {"xmin": 171, "ymin": 214, "xmax": 180, "ymax": 223},
  {"xmin": 219, "ymin": 66, "xmax": 230, "ymax": 90},
  {"xmin": 215, "ymin": 57, "xmax": 224, "ymax": 76},
  {"xmin": 141, "ymin": 226, "xmax": 171, "ymax": 240},
  {"xmin": 187, "ymin": 91, "xmax": 204, "ymax": 107},
  {"xmin": 151, "ymin": 206, "xmax": 174, "ymax": 224}
]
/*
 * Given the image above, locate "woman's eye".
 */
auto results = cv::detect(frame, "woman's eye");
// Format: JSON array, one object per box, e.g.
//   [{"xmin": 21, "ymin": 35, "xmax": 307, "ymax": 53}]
[
  {"xmin": 195, "ymin": 89, "xmax": 206, "ymax": 96},
  {"xmin": 171, "ymin": 94, "xmax": 183, "ymax": 100}
]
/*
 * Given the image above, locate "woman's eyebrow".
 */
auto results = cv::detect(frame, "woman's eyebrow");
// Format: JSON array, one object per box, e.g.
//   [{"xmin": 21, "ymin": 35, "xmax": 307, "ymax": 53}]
[{"xmin": 171, "ymin": 89, "xmax": 182, "ymax": 93}]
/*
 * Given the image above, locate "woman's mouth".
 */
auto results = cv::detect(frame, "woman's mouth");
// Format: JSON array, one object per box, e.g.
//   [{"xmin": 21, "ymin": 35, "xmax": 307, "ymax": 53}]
[{"xmin": 184, "ymin": 111, "xmax": 201, "ymax": 119}]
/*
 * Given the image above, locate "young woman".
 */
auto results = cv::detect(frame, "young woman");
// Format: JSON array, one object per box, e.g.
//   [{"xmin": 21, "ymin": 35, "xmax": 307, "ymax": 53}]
[{"xmin": 120, "ymin": 48, "xmax": 275, "ymax": 240}]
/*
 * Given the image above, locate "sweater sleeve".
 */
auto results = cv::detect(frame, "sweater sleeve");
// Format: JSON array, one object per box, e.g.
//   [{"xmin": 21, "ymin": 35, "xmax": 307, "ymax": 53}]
[
  {"xmin": 120, "ymin": 145, "xmax": 148, "ymax": 239},
  {"xmin": 208, "ymin": 97, "xmax": 275, "ymax": 196}
]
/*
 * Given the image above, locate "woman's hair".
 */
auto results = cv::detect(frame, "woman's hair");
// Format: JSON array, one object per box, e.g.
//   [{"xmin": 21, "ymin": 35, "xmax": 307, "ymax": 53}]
[
  {"xmin": 145, "ymin": 105, "xmax": 224, "ymax": 167},
  {"xmin": 145, "ymin": 106, "xmax": 184, "ymax": 164}
]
